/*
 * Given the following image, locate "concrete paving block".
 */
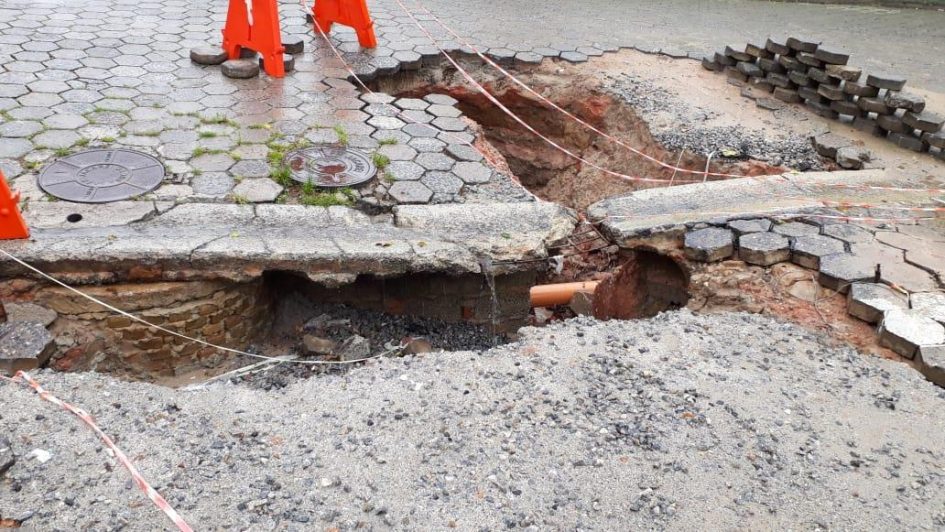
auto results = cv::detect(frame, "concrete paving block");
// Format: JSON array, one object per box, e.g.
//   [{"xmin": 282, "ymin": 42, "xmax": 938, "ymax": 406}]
[
  {"xmin": 792, "ymin": 235, "xmax": 846, "ymax": 269},
  {"xmin": 772, "ymin": 221, "xmax": 820, "ymax": 239},
  {"xmin": 825, "ymin": 64, "xmax": 861, "ymax": 82},
  {"xmin": 684, "ymin": 228, "xmax": 734, "ymax": 262},
  {"xmin": 887, "ymin": 131, "xmax": 927, "ymax": 152},
  {"xmin": 811, "ymin": 133, "xmax": 850, "ymax": 159},
  {"xmin": 786, "ymin": 36, "xmax": 819, "ymax": 53},
  {"xmin": 878, "ymin": 309, "xmax": 945, "ymax": 359},
  {"xmin": 231, "ymin": 178, "xmax": 283, "ymax": 203},
  {"xmin": 728, "ymin": 218, "xmax": 772, "ymax": 235},
  {"xmin": 858, "ymin": 97, "xmax": 893, "ymax": 115},
  {"xmin": 739, "ymin": 231, "xmax": 791, "ymax": 266},
  {"xmin": 389, "ymin": 181, "xmax": 433, "ymax": 204},
  {"xmin": 847, "ymin": 282, "xmax": 908, "ymax": 323},
  {"xmin": 866, "ymin": 73, "xmax": 906, "ymax": 91},
  {"xmin": 884, "ymin": 91, "xmax": 925, "ymax": 113},
  {"xmin": 910, "ymin": 292, "xmax": 945, "ymax": 325},
  {"xmin": 902, "ymin": 111, "xmax": 944, "ymax": 133},
  {"xmin": 822, "ymin": 223, "xmax": 873, "ymax": 244},
  {"xmin": 813, "ymin": 48, "xmax": 849, "ymax": 65},
  {"xmin": 818, "ymin": 253, "xmax": 877, "ymax": 293},
  {"xmin": 921, "ymin": 131, "xmax": 945, "ymax": 149},
  {"xmin": 190, "ymin": 46, "xmax": 227, "ymax": 65},
  {"xmin": 221, "ymin": 59, "xmax": 259, "ymax": 79},
  {"xmin": 879, "ymin": 260, "xmax": 939, "ymax": 293},
  {"xmin": 835, "ymin": 146, "xmax": 870, "ymax": 169}
]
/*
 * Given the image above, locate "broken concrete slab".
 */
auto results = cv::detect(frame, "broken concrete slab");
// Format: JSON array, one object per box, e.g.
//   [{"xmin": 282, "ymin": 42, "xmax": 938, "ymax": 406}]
[
  {"xmin": 791, "ymin": 235, "xmax": 846, "ymax": 269},
  {"xmin": 684, "ymin": 228, "xmax": 734, "ymax": 262},
  {"xmin": 0, "ymin": 202, "xmax": 576, "ymax": 284},
  {"xmin": 738, "ymin": 232, "xmax": 790, "ymax": 266},
  {"xmin": 811, "ymin": 133, "xmax": 850, "ymax": 158},
  {"xmin": 589, "ymin": 170, "xmax": 907, "ymax": 245},
  {"xmin": 910, "ymin": 292, "xmax": 945, "ymax": 325},
  {"xmin": 878, "ymin": 309, "xmax": 945, "ymax": 359},
  {"xmin": 821, "ymin": 223, "xmax": 873, "ymax": 244},
  {"xmin": 0, "ymin": 322, "xmax": 54, "ymax": 374},
  {"xmin": 847, "ymin": 282, "xmax": 908, "ymax": 324},
  {"xmin": 25, "ymin": 201, "xmax": 157, "ymax": 229}
]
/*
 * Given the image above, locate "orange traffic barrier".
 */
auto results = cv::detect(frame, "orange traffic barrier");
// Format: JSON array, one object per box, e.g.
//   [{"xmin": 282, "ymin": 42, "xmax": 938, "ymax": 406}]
[
  {"xmin": 312, "ymin": 0, "xmax": 377, "ymax": 48},
  {"xmin": 529, "ymin": 281, "xmax": 599, "ymax": 308},
  {"xmin": 0, "ymin": 170, "xmax": 29, "ymax": 240},
  {"xmin": 222, "ymin": 0, "xmax": 286, "ymax": 77}
]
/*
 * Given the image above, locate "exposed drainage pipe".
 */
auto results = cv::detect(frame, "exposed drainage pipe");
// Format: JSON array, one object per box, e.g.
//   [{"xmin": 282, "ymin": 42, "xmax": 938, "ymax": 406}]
[{"xmin": 529, "ymin": 281, "xmax": 599, "ymax": 308}]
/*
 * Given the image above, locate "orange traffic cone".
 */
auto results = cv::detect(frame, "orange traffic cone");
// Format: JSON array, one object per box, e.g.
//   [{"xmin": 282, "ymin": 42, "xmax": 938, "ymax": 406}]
[
  {"xmin": 313, "ymin": 0, "xmax": 378, "ymax": 48},
  {"xmin": 222, "ymin": 0, "xmax": 286, "ymax": 77},
  {"xmin": 0, "ymin": 170, "xmax": 28, "ymax": 240}
]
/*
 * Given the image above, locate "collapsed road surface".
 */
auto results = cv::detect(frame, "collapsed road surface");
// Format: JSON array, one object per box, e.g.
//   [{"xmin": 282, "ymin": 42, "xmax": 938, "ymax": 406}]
[{"xmin": 1, "ymin": 311, "xmax": 944, "ymax": 530}]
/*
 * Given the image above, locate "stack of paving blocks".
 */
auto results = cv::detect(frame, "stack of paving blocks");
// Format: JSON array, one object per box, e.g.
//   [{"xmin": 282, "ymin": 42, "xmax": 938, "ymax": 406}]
[{"xmin": 702, "ymin": 38, "xmax": 945, "ymax": 160}]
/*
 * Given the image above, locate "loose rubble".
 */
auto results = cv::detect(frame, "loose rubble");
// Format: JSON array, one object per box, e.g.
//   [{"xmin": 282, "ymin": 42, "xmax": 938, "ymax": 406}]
[{"xmin": 1, "ymin": 312, "xmax": 944, "ymax": 531}]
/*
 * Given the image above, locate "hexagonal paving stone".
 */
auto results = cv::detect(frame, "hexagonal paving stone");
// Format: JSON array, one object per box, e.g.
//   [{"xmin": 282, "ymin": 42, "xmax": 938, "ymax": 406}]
[
  {"xmin": 416, "ymin": 152, "xmax": 456, "ymax": 171},
  {"xmin": 846, "ymin": 282, "xmax": 908, "ymax": 324},
  {"xmin": 738, "ymin": 232, "xmax": 790, "ymax": 266},
  {"xmin": 445, "ymin": 144, "xmax": 483, "ymax": 162},
  {"xmin": 818, "ymin": 253, "xmax": 877, "ymax": 293},
  {"xmin": 421, "ymin": 171, "xmax": 464, "ymax": 195},
  {"xmin": 394, "ymin": 98, "xmax": 429, "ymax": 111},
  {"xmin": 423, "ymin": 94, "xmax": 458, "ymax": 106},
  {"xmin": 402, "ymin": 123, "xmax": 440, "ymax": 138},
  {"xmin": 231, "ymin": 178, "xmax": 283, "ymax": 203},
  {"xmin": 821, "ymin": 223, "xmax": 874, "ymax": 244},
  {"xmin": 431, "ymin": 117, "xmax": 467, "ymax": 132},
  {"xmin": 452, "ymin": 162, "xmax": 492, "ymax": 184},
  {"xmin": 192, "ymin": 172, "xmax": 236, "ymax": 197},
  {"xmin": 728, "ymin": 218, "xmax": 772, "ymax": 235},
  {"xmin": 368, "ymin": 116, "xmax": 406, "ymax": 130},
  {"xmin": 791, "ymin": 235, "xmax": 846, "ymax": 269},
  {"xmin": 33, "ymin": 130, "xmax": 80, "ymax": 150},
  {"xmin": 409, "ymin": 137, "xmax": 446, "ymax": 153},
  {"xmin": 378, "ymin": 144, "xmax": 417, "ymax": 161},
  {"xmin": 230, "ymin": 160, "xmax": 271, "ymax": 178},
  {"xmin": 684, "ymin": 227, "xmax": 734, "ymax": 262},
  {"xmin": 910, "ymin": 292, "xmax": 945, "ymax": 325},
  {"xmin": 772, "ymin": 221, "xmax": 821, "ymax": 238},
  {"xmin": 427, "ymin": 104, "xmax": 462, "ymax": 118},
  {"xmin": 879, "ymin": 260, "xmax": 939, "ymax": 293},
  {"xmin": 385, "ymin": 160, "xmax": 424, "ymax": 181},
  {"xmin": 878, "ymin": 309, "xmax": 945, "ymax": 359},
  {"xmin": 42, "ymin": 113, "xmax": 89, "ymax": 130},
  {"xmin": 0, "ymin": 121, "xmax": 43, "ymax": 138},
  {"xmin": 192, "ymin": 153, "xmax": 236, "ymax": 172},
  {"xmin": 388, "ymin": 181, "xmax": 433, "ymax": 204}
]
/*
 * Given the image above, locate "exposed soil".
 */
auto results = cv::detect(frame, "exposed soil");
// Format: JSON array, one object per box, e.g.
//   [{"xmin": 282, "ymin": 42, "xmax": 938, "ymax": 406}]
[{"xmin": 370, "ymin": 54, "xmax": 788, "ymax": 210}]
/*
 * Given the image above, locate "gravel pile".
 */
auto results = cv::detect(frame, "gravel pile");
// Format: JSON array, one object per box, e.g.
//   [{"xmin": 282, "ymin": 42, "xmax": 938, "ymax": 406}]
[
  {"xmin": 606, "ymin": 73, "xmax": 824, "ymax": 171},
  {"xmin": 2, "ymin": 310, "xmax": 944, "ymax": 530}
]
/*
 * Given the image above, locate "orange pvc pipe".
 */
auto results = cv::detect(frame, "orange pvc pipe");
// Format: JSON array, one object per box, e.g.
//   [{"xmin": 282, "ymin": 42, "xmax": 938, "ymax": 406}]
[{"xmin": 529, "ymin": 281, "xmax": 599, "ymax": 308}]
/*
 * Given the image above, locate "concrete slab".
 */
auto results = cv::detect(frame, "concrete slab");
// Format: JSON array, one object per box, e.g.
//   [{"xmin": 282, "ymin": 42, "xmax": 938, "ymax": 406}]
[
  {"xmin": 589, "ymin": 170, "xmax": 906, "ymax": 244},
  {"xmin": 911, "ymin": 292, "xmax": 945, "ymax": 325},
  {"xmin": 0, "ymin": 202, "xmax": 576, "ymax": 284}
]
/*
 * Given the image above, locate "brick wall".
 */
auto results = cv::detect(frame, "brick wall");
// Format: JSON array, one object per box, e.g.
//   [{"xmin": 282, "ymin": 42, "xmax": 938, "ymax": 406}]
[{"xmin": 1, "ymin": 279, "xmax": 270, "ymax": 378}]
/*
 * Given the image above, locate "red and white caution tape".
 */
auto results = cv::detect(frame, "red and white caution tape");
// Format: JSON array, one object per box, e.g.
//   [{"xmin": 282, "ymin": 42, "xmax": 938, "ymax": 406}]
[{"xmin": 0, "ymin": 372, "xmax": 193, "ymax": 532}]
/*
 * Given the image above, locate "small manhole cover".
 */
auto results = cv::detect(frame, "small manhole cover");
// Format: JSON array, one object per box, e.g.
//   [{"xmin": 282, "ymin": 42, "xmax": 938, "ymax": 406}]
[
  {"xmin": 38, "ymin": 149, "xmax": 165, "ymax": 203},
  {"xmin": 284, "ymin": 145, "xmax": 377, "ymax": 188}
]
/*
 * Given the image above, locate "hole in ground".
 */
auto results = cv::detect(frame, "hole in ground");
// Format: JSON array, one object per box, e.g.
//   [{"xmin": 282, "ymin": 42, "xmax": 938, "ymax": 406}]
[
  {"xmin": 34, "ymin": 269, "xmax": 533, "ymax": 387},
  {"xmin": 369, "ymin": 56, "xmax": 785, "ymax": 211},
  {"xmin": 66, "ymin": 214, "xmax": 82, "ymax": 223}
]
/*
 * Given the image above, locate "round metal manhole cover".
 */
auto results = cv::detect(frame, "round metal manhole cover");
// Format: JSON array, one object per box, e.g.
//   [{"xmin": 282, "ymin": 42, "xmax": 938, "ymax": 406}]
[
  {"xmin": 284, "ymin": 145, "xmax": 377, "ymax": 188},
  {"xmin": 38, "ymin": 149, "xmax": 165, "ymax": 203}
]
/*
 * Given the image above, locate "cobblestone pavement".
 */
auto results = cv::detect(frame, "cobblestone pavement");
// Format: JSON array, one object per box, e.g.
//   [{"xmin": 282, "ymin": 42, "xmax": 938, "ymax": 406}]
[
  {"xmin": 422, "ymin": 0, "xmax": 945, "ymax": 90},
  {"xmin": 2, "ymin": 0, "xmax": 943, "ymax": 212}
]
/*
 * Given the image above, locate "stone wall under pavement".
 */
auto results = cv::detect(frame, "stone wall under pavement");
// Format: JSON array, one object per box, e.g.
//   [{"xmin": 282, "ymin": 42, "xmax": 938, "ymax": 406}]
[
  {"xmin": 1, "ymin": 278, "xmax": 269, "ymax": 377},
  {"xmin": 702, "ymin": 36, "xmax": 945, "ymax": 164}
]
